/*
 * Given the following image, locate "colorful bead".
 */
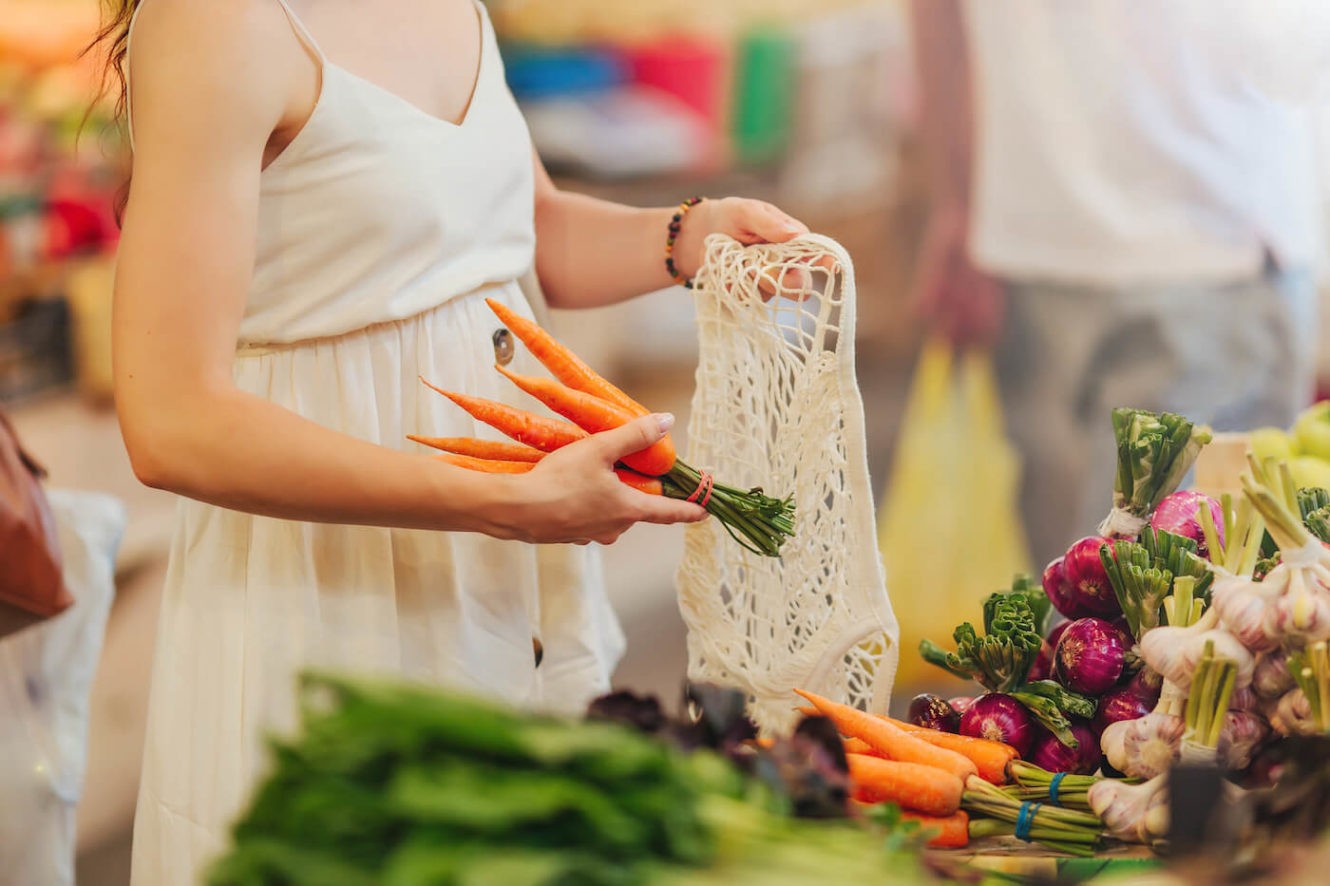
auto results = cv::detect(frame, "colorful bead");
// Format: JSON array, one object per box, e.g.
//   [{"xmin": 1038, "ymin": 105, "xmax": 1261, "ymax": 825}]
[{"xmin": 664, "ymin": 196, "xmax": 704, "ymax": 288}]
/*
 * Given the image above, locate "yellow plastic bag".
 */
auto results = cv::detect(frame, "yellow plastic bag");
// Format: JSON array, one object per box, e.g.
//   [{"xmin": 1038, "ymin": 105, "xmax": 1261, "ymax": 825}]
[{"xmin": 878, "ymin": 338, "xmax": 1031, "ymax": 689}]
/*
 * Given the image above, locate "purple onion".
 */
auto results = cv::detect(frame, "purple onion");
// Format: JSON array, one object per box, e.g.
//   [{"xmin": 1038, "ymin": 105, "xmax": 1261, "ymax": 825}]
[
  {"xmin": 1061, "ymin": 537, "xmax": 1123, "ymax": 618},
  {"xmin": 949, "ymin": 696, "xmax": 976, "ymax": 717},
  {"xmin": 1028, "ymin": 720, "xmax": 1101, "ymax": 774},
  {"xmin": 906, "ymin": 693, "xmax": 960, "ymax": 733},
  {"xmin": 1029, "ymin": 621, "xmax": 1073, "ymax": 683},
  {"xmin": 1092, "ymin": 687, "xmax": 1153, "ymax": 736},
  {"xmin": 1054, "ymin": 617, "xmax": 1127, "ymax": 696},
  {"xmin": 1044, "ymin": 556, "xmax": 1091, "ymax": 620},
  {"xmin": 959, "ymin": 693, "xmax": 1036, "ymax": 757},
  {"xmin": 1120, "ymin": 667, "xmax": 1163, "ymax": 707},
  {"xmin": 1150, "ymin": 491, "xmax": 1224, "ymax": 559}
]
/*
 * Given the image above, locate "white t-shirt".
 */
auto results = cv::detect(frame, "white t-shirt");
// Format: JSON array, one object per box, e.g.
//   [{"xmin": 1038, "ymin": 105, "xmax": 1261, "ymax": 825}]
[{"xmin": 963, "ymin": 0, "xmax": 1330, "ymax": 286}]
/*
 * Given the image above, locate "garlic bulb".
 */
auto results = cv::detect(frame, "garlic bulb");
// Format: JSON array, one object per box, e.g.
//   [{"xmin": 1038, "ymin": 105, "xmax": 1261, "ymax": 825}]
[
  {"xmin": 1088, "ymin": 773, "xmax": 1169, "ymax": 843},
  {"xmin": 1139, "ymin": 624, "xmax": 1254, "ymax": 691},
  {"xmin": 1253, "ymin": 649, "xmax": 1296, "ymax": 699},
  {"xmin": 1272, "ymin": 688, "xmax": 1316, "ymax": 736},
  {"xmin": 1212, "ymin": 573, "xmax": 1284, "ymax": 653},
  {"xmin": 1100, "ymin": 711, "xmax": 1184, "ymax": 780},
  {"xmin": 1217, "ymin": 710, "xmax": 1269, "ymax": 770}
]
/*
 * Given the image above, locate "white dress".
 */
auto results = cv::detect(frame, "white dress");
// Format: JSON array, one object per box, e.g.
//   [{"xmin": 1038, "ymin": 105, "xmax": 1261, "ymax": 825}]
[{"xmin": 127, "ymin": 2, "xmax": 625, "ymax": 882}]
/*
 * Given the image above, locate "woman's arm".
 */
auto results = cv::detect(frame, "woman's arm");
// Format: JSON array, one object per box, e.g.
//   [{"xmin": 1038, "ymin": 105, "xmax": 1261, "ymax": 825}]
[
  {"xmin": 530, "ymin": 152, "xmax": 809, "ymax": 310},
  {"xmin": 114, "ymin": 0, "xmax": 703, "ymax": 544}
]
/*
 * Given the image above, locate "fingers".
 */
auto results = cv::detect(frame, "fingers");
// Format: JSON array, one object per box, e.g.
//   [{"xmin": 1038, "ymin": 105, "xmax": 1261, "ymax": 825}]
[
  {"xmin": 633, "ymin": 497, "xmax": 709, "ymax": 526},
  {"xmin": 591, "ymin": 413, "xmax": 674, "ymax": 464},
  {"xmin": 734, "ymin": 199, "xmax": 808, "ymax": 244}
]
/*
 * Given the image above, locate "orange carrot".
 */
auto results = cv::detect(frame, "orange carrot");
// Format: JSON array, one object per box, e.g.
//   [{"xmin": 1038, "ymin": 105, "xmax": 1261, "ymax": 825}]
[
  {"xmin": 843, "ymin": 737, "xmax": 882, "ymax": 757},
  {"xmin": 420, "ymin": 378, "xmax": 588, "ymax": 451},
  {"xmin": 794, "ymin": 690, "xmax": 977, "ymax": 780},
  {"xmin": 435, "ymin": 454, "xmax": 535, "ymax": 474},
  {"xmin": 901, "ymin": 810, "xmax": 970, "ymax": 849},
  {"xmin": 883, "ymin": 718, "xmax": 1017, "ymax": 785},
  {"xmin": 845, "ymin": 753, "xmax": 963, "ymax": 817},
  {"xmin": 486, "ymin": 298, "xmax": 648, "ymax": 416},
  {"xmin": 796, "ymin": 706, "xmax": 820, "ymax": 718},
  {"xmin": 435, "ymin": 453, "xmax": 661, "ymax": 496},
  {"xmin": 495, "ymin": 366, "xmax": 676, "ymax": 476},
  {"xmin": 408, "ymin": 435, "xmax": 546, "ymax": 462},
  {"xmin": 614, "ymin": 469, "xmax": 663, "ymax": 496}
]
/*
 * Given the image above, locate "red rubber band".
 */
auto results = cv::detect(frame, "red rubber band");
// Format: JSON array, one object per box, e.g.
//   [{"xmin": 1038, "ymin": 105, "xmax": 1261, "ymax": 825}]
[{"xmin": 686, "ymin": 471, "xmax": 715, "ymax": 508}]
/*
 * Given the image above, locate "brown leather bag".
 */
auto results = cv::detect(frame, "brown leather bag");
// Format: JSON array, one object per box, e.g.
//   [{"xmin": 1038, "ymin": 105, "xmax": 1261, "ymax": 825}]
[{"xmin": 0, "ymin": 408, "xmax": 68, "ymax": 638}]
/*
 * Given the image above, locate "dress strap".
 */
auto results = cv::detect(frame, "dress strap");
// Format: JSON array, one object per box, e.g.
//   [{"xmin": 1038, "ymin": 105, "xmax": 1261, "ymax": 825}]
[
  {"xmin": 271, "ymin": 0, "xmax": 328, "ymax": 65},
  {"xmin": 122, "ymin": 0, "xmax": 325, "ymax": 153}
]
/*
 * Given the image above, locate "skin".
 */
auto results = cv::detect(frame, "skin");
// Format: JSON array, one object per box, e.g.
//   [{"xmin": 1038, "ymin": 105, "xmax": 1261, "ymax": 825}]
[
  {"xmin": 907, "ymin": 0, "xmax": 1004, "ymax": 350},
  {"xmin": 114, "ymin": 0, "xmax": 808, "ymax": 546}
]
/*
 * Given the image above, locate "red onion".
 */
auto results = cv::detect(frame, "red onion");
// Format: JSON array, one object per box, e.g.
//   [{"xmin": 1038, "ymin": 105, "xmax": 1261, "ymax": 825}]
[
  {"xmin": 1044, "ymin": 556, "xmax": 1092, "ymax": 620},
  {"xmin": 906, "ymin": 693, "xmax": 960, "ymax": 732},
  {"xmin": 1028, "ymin": 720, "xmax": 1101, "ymax": 774},
  {"xmin": 1120, "ymin": 667, "xmax": 1163, "ymax": 707},
  {"xmin": 959, "ymin": 693, "xmax": 1035, "ymax": 757},
  {"xmin": 1060, "ymin": 536, "xmax": 1123, "ymax": 618},
  {"xmin": 1029, "ymin": 621, "xmax": 1072, "ymax": 683},
  {"xmin": 1149, "ymin": 490, "xmax": 1224, "ymax": 559},
  {"xmin": 949, "ymin": 696, "xmax": 976, "ymax": 717},
  {"xmin": 1054, "ymin": 617, "xmax": 1127, "ymax": 696},
  {"xmin": 1092, "ymin": 687, "xmax": 1153, "ymax": 736}
]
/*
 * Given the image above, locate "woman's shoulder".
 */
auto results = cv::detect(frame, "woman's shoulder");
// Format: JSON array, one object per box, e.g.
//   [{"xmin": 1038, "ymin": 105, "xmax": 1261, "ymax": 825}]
[
  {"xmin": 128, "ymin": 0, "xmax": 304, "ymax": 136},
  {"xmin": 130, "ymin": 0, "xmax": 300, "ymax": 80}
]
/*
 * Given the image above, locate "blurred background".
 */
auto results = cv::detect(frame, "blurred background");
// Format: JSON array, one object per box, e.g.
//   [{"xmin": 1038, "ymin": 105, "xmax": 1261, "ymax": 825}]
[{"xmin": 4, "ymin": 1, "xmax": 1330, "ymax": 883}]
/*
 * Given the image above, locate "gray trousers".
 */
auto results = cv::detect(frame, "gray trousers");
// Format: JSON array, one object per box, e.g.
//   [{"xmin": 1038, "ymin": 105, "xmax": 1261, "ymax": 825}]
[{"xmin": 995, "ymin": 267, "xmax": 1317, "ymax": 570}]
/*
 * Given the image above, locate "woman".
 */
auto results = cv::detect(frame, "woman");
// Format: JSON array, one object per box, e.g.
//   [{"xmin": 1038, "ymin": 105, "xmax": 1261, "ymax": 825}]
[{"xmin": 98, "ymin": 0, "xmax": 809, "ymax": 879}]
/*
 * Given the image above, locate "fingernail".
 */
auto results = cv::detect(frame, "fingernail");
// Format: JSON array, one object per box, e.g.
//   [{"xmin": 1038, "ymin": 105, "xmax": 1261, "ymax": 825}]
[{"xmin": 655, "ymin": 413, "xmax": 675, "ymax": 432}]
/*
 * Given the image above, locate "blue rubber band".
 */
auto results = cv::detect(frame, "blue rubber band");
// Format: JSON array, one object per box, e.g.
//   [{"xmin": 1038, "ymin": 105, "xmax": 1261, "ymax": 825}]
[
  {"xmin": 1048, "ymin": 772, "xmax": 1067, "ymax": 807},
  {"xmin": 1014, "ymin": 802, "xmax": 1041, "ymax": 843}
]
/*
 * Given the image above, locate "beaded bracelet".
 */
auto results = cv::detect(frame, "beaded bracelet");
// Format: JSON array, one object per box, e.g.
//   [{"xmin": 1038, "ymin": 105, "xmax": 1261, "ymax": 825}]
[{"xmin": 664, "ymin": 196, "xmax": 705, "ymax": 289}]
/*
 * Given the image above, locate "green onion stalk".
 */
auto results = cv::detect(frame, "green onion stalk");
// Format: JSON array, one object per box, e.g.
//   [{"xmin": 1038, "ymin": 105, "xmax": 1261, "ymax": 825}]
[
  {"xmin": 1101, "ymin": 409, "xmax": 1212, "ymax": 536},
  {"xmin": 661, "ymin": 466, "xmax": 795, "ymax": 558},
  {"xmin": 1200, "ymin": 491, "xmax": 1268, "ymax": 579},
  {"xmin": 1001, "ymin": 762, "xmax": 1117, "ymax": 814},
  {"xmin": 963, "ymin": 776, "xmax": 1105, "ymax": 856},
  {"xmin": 1288, "ymin": 641, "xmax": 1330, "ymax": 733},
  {"xmin": 1180, "ymin": 640, "xmax": 1238, "ymax": 764}
]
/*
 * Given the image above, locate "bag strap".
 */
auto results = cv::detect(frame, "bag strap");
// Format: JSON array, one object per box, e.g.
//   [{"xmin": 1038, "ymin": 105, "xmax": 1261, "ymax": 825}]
[{"xmin": 0, "ymin": 408, "xmax": 47, "ymax": 480}]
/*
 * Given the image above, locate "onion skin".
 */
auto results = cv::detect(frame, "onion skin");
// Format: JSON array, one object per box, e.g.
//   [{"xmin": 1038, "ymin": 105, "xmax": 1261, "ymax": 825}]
[
  {"xmin": 948, "ymin": 696, "xmax": 976, "ymax": 717},
  {"xmin": 1029, "ymin": 720, "xmax": 1101, "ymax": 774},
  {"xmin": 959, "ymin": 693, "xmax": 1036, "ymax": 758},
  {"xmin": 1054, "ymin": 617, "xmax": 1127, "ymax": 696},
  {"xmin": 906, "ymin": 694, "xmax": 960, "ymax": 733},
  {"xmin": 1061, "ymin": 536, "xmax": 1123, "ymax": 618},
  {"xmin": 1121, "ymin": 667, "xmax": 1163, "ymax": 706},
  {"xmin": 1029, "ymin": 621, "xmax": 1073, "ymax": 683},
  {"xmin": 1149, "ymin": 491, "xmax": 1224, "ymax": 559},
  {"xmin": 1093, "ymin": 687, "xmax": 1153, "ymax": 736},
  {"xmin": 1044, "ymin": 556, "xmax": 1092, "ymax": 620}
]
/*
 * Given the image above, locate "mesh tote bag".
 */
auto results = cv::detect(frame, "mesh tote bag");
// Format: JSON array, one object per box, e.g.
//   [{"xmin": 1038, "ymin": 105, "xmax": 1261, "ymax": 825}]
[{"xmin": 677, "ymin": 233, "xmax": 898, "ymax": 733}]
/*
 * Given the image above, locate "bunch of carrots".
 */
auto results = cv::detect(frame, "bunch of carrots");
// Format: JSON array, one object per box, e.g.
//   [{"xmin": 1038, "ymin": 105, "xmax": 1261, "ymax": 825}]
[
  {"xmin": 794, "ymin": 689, "xmax": 1021, "ymax": 852},
  {"xmin": 413, "ymin": 299, "xmax": 796, "ymax": 556}
]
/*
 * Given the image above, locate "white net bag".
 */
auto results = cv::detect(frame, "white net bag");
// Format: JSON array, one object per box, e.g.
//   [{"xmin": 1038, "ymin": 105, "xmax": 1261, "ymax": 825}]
[{"xmin": 677, "ymin": 233, "xmax": 898, "ymax": 733}]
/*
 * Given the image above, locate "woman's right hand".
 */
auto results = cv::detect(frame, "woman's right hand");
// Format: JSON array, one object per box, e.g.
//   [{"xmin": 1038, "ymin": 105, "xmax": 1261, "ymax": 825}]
[{"xmin": 488, "ymin": 414, "xmax": 708, "ymax": 546}]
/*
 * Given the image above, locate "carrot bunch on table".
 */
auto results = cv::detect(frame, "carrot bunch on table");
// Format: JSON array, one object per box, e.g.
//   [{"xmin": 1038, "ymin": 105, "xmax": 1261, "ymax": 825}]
[
  {"xmin": 796, "ymin": 689, "xmax": 1022, "ymax": 850},
  {"xmin": 414, "ymin": 299, "xmax": 796, "ymax": 557}
]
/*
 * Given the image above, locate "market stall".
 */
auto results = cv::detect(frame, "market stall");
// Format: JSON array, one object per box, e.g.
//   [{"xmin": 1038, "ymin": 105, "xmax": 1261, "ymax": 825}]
[{"xmin": 198, "ymin": 399, "xmax": 1330, "ymax": 885}]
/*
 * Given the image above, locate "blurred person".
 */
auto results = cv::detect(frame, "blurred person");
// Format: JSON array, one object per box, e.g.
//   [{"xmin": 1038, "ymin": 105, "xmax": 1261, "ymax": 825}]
[
  {"xmin": 92, "ymin": 0, "xmax": 811, "ymax": 880},
  {"xmin": 910, "ymin": 0, "xmax": 1330, "ymax": 569}
]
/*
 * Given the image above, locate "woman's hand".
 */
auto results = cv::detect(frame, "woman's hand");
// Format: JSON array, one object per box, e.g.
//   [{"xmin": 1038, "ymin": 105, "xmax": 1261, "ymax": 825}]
[
  {"xmin": 490, "ymin": 414, "xmax": 707, "ymax": 546},
  {"xmin": 671, "ymin": 197, "xmax": 809, "ymax": 280},
  {"xmin": 910, "ymin": 204, "xmax": 1005, "ymax": 349}
]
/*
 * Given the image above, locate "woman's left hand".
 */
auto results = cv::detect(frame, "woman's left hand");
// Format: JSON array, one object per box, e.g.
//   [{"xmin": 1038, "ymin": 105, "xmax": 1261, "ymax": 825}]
[{"xmin": 671, "ymin": 197, "xmax": 809, "ymax": 280}]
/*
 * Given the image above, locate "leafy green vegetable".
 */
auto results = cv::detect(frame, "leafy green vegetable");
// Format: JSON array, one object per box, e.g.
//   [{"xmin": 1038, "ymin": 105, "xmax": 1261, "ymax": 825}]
[
  {"xmin": 919, "ymin": 593, "xmax": 1043, "ymax": 693},
  {"xmin": 1109, "ymin": 409, "xmax": 1212, "ymax": 519},
  {"xmin": 1010, "ymin": 681, "xmax": 1097, "ymax": 748},
  {"xmin": 209, "ymin": 674, "xmax": 940, "ymax": 886},
  {"xmin": 1298, "ymin": 488, "xmax": 1330, "ymax": 544},
  {"xmin": 1102, "ymin": 530, "xmax": 1213, "ymax": 641}
]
